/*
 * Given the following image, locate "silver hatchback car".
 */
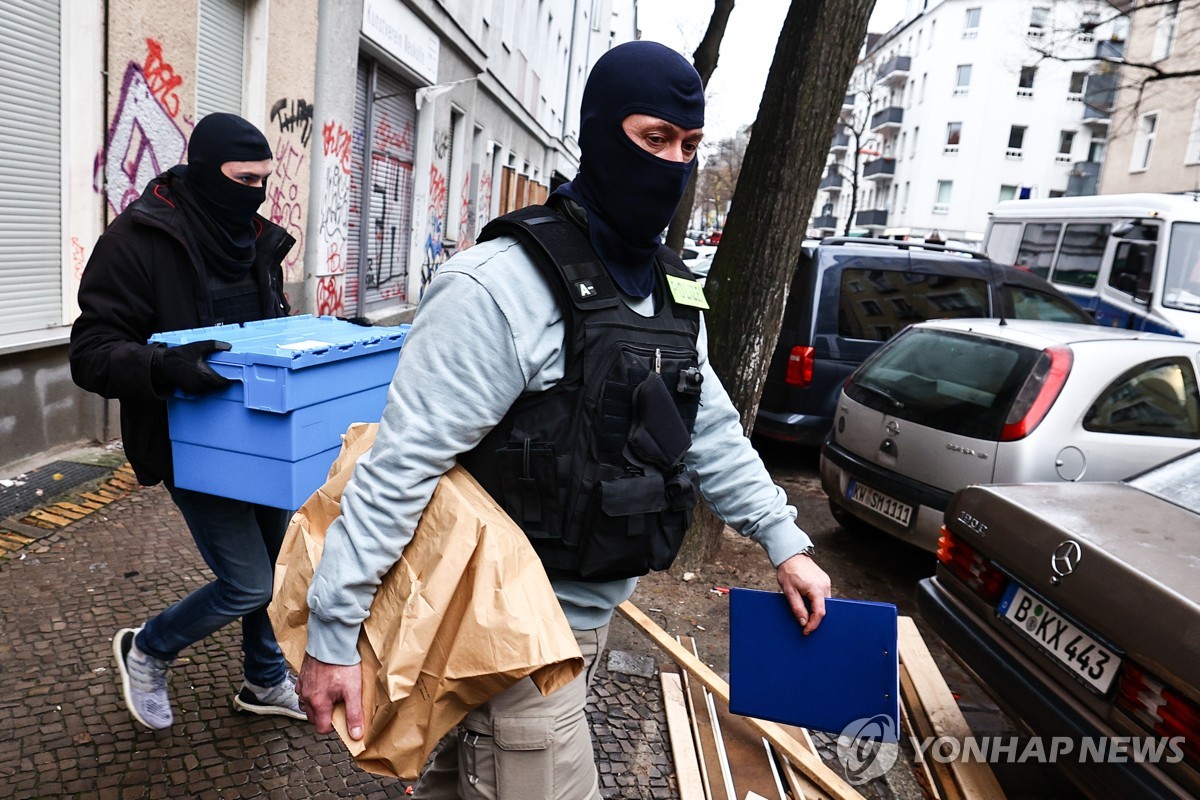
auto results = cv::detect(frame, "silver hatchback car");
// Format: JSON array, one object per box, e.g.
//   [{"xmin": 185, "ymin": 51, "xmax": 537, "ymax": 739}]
[{"xmin": 821, "ymin": 319, "xmax": 1200, "ymax": 551}]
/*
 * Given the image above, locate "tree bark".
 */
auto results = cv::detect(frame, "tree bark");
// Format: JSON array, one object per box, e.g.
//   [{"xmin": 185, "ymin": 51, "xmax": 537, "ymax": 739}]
[
  {"xmin": 673, "ymin": 0, "xmax": 875, "ymax": 573},
  {"xmin": 666, "ymin": 0, "xmax": 736, "ymax": 254}
]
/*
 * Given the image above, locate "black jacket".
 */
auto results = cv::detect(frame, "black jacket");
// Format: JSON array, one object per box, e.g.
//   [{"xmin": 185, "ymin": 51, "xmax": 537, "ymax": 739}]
[{"xmin": 69, "ymin": 170, "xmax": 294, "ymax": 486}]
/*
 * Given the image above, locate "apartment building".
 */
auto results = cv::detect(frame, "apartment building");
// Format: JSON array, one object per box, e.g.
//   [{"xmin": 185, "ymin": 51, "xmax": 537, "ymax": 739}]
[
  {"xmin": 0, "ymin": 0, "xmax": 635, "ymax": 473},
  {"xmin": 1099, "ymin": 0, "xmax": 1200, "ymax": 194},
  {"xmin": 810, "ymin": 0, "xmax": 1124, "ymax": 244}
]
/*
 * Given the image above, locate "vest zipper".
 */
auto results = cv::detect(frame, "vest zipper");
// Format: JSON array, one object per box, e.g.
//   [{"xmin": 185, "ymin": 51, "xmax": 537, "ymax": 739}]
[{"xmin": 655, "ymin": 348, "xmax": 662, "ymax": 374}]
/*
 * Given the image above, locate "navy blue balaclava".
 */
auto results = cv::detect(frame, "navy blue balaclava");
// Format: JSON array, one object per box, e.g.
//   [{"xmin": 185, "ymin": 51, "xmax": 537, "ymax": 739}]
[
  {"xmin": 554, "ymin": 41, "xmax": 705, "ymax": 297},
  {"xmin": 185, "ymin": 112, "xmax": 273, "ymax": 235}
]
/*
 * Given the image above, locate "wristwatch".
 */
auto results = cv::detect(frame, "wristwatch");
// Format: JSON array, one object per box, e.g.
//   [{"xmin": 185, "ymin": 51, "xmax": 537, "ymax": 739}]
[{"xmin": 798, "ymin": 545, "xmax": 816, "ymax": 558}]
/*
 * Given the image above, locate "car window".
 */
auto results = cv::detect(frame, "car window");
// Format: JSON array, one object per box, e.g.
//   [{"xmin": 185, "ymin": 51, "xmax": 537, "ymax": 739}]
[
  {"xmin": 1109, "ymin": 241, "xmax": 1157, "ymax": 298},
  {"xmin": 838, "ymin": 268, "xmax": 989, "ymax": 342},
  {"xmin": 1052, "ymin": 223, "xmax": 1109, "ymax": 288},
  {"xmin": 1084, "ymin": 358, "xmax": 1200, "ymax": 439},
  {"xmin": 1006, "ymin": 285, "xmax": 1093, "ymax": 323},
  {"xmin": 1015, "ymin": 223, "xmax": 1062, "ymax": 278},
  {"xmin": 847, "ymin": 328, "xmax": 1041, "ymax": 439}
]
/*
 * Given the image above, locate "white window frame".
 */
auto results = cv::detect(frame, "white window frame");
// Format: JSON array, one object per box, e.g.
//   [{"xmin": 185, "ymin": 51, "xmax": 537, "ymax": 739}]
[
  {"xmin": 1006, "ymin": 125, "xmax": 1026, "ymax": 159},
  {"xmin": 1152, "ymin": 1, "xmax": 1180, "ymax": 62},
  {"xmin": 963, "ymin": 7, "xmax": 980, "ymax": 37},
  {"xmin": 1028, "ymin": 6, "xmax": 1050, "ymax": 37},
  {"xmin": 1056, "ymin": 130, "xmax": 1075, "ymax": 163},
  {"xmin": 998, "ymin": 184, "xmax": 1018, "ymax": 202},
  {"xmin": 944, "ymin": 121, "xmax": 962, "ymax": 154},
  {"xmin": 1185, "ymin": 98, "xmax": 1200, "ymax": 165},
  {"xmin": 1017, "ymin": 66, "xmax": 1036, "ymax": 98},
  {"xmin": 1130, "ymin": 110, "xmax": 1159, "ymax": 172},
  {"xmin": 954, "ymin": 64, "xmax": 972, "ymax": 95},
  {"xmin": 1067, "ymin": 71, "xmax": 1086, "ymax": 102},
  {"xmin": 934, "ymin": 180, "xmax": 952, "ymax": 214}
]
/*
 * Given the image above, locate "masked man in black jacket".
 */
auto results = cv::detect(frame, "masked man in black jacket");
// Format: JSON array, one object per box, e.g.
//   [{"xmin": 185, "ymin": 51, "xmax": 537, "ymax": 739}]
[{"xmin": 70, "ymin": 113, "xmax": 304, "ymax": 730}]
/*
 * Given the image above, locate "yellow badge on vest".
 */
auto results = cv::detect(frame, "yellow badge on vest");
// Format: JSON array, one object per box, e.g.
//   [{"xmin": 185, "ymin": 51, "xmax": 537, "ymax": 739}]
[{"xmin": 666, "ymin": 274, "xmax": 710, "ymax": 310}]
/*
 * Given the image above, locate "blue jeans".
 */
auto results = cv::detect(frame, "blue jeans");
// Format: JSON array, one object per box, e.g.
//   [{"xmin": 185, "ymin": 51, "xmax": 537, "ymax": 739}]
[{"xmin": 135, "ymin": 484, "xmax": 291, "ymax": 687}]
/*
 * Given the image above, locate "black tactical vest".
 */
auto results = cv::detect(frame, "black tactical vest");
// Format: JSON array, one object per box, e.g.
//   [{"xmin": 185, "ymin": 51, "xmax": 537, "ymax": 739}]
[{"xmin": 459, "ymin": 204, "xmax": 704, "ymax": 582}]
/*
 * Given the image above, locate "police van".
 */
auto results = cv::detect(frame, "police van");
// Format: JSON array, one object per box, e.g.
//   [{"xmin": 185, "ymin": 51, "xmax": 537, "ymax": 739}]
[{"xmin": 984, "ymin": 193, "xmax": 1200, "ymax": 338}]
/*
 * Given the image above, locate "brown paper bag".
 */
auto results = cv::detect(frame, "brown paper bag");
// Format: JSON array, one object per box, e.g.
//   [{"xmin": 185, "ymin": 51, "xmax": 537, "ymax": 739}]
[{"xmin": 268, "ymin": 422, "xmax": 584, "ymax": 779}]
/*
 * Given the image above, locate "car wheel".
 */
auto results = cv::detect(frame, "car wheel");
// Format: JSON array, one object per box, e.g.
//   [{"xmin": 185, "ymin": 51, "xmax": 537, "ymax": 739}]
[{"xmin": 828, "ymin": 497, "xmax": 877, "ymax": 535}]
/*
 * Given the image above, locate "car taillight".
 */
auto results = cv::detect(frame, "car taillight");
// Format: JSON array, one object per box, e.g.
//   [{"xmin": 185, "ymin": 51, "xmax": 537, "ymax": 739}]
[
  {"xmin": 936, "ymin": 526, "xmax": 1008, "ymax": 604},
  {"xmin": 785, "ymin": 346, "xmax": 815, "ymax": 387},
  {"xmin": 1117, "ymin": 662, "xmax": 1200, "ymax": 767},
  {"xmin": 1000, "ymin": 345, "xmax": 1072, "ymax": 441}
]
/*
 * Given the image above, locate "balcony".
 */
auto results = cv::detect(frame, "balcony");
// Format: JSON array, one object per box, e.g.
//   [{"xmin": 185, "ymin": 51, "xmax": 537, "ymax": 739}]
[
  {"xmin": 1083, "ymin": 71, "xmax": 1118, "ymax": 127},
  {"xmin": 877, "ymin": 55, "xmax": 912, "ymax": 88},
  {"xmin": 830, "ymin": 129, "xmax": 850, "ymax": 153},
  {"xmin": 813, "ymin": 214, "xmax": 839, "ymax": 231},
  {"xmin": 819, "ymin": 171, "xmax": 844, "ymax": 191},
  {"xmin": 1066, "ymin": 161, "xmax": 1101, "ymax": 196},
  {"xmin": 856, "ymin": 208, "xmax": 889, "ymax": 228},
  {"xmin": 863, "ymin": 157, "xmax": 896, "ymax": 181},
  {"xmin": 870, "ymin": 106, "xmax": 904, "ymax": 132}
]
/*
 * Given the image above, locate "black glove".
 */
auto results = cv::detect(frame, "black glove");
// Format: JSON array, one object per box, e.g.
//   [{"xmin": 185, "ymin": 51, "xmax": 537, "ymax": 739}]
[
  {"xmin": 154, "ymin": 340, "xmax": 233, "ymax": 395},
  {"xmin": 337, "ymin": 315, "xmax": 373, "ymax": 327}
]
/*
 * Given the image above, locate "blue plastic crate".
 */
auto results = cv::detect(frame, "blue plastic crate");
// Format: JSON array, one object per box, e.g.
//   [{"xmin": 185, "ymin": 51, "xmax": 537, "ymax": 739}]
[{"xmin": 150, "ymin": 315, "xmax": 409, "ymax": 508}]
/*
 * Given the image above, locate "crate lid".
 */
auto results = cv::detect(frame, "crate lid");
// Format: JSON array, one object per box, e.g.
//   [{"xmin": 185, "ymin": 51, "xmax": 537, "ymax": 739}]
[{"xmin": 150, "ymin": 315, "xmax": 410, "ymax": 369}]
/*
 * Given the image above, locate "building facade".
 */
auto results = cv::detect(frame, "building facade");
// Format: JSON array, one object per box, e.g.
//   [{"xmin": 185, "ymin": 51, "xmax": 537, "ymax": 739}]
[
  {"xmin": 1098, "ymin": 0, "xmax": 1200, "ymax": 194},
  {"xmin": 810, "ymin": 0, "xmax": 1124, "ymax": 244},
  {"xmin": 0, "ymin": 0, "xmax": 636, "ymax": 474}
]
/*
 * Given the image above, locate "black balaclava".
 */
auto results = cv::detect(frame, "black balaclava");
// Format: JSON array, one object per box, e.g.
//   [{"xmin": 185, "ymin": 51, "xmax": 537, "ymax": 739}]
[
  {"xmin": 552, "ymin": 41, "xmax": 705, "ymax": 298},
  {"xmin": 172, "ymin": 113, "xmax": 272, "ymax": 277}
]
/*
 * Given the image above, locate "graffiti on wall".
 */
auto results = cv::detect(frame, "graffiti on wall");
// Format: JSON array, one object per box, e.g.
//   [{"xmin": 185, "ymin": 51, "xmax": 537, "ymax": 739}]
[
  {"xmin": 376, "ymin": 118, "xmax": 413, "ymax": 157},
  {"xmin": 368, "ymin": 153, "xmax": 410, "ymax": 302},
  {"xmin": 70, "ymin": 237, "xmax": 87, "ymax": 281},
  {"xmin": 315, "ymin": 120, "xmax": 354, "ymax": 317},
  {"xmin": 142, "ymin": 38, "xmax": 184, "ymax": 118},
  {"xmin": 98, "ymin": 61, "xmax": 187, "ymax": 214},
  {"xmin": 270, "ymin": 98, "xmax": 314, "ymax": 148},
  {"xmin": 419, "ymin": 164, "xmax": 448, "ymax": 299},
  {"xmin": 267, "ymin": 134, "xmax": 305, "ymax": 282},
  {"xmin": 475, "ymin": 171, "xmax": 494, "ymax": 244},
  {"xmin": 458, "ymin": 171, "xmax": 474, "ymax": 249},
  {"xmin": 315, "ymin": 274, "xmax": 343, "ymax": 317}
]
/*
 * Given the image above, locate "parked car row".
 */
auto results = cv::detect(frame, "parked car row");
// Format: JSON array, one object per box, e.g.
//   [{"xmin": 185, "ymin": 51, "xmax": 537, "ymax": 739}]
[
  {"xmin": 749, "ymin": 222, "xmax": 1200, "ymax": 799},
  {"xmin": 820, "ymin": 318, "xmax": 1200, "ymax": 551}
]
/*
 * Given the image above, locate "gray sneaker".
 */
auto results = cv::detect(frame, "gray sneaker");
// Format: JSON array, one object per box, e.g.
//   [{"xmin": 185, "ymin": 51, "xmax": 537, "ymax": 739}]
[
  {"xmin": 233, "ymin": 675, "xmax": 307, "ymax": 720},
  {"xmin": 112, "ymin": 627, "xmax": 174, "ymax": 730}
]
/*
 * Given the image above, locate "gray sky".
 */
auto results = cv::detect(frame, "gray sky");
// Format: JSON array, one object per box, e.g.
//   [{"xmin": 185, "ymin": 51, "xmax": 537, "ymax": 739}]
[{"xmin": 638, "ymin": 0, "xmax": 906, "ymax": 140}]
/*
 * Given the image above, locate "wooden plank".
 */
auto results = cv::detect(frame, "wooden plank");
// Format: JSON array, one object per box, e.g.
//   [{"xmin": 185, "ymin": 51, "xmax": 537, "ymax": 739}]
[
  {"xmin": 54, "ymin": 501, "xmax": 96, "ymax": 515},
  {"xmin": 662, "ymin": 671, "xmax": 708, "ymax": 800},
  {"xmin": 711, "ymin": 693, "xmax": 786, "ymax": 800},
  {"xmin": 898, "ymin": 616, "xmax": 1005, "ymax": 800},
  {"xmin": 897, "ymin": 669, "xmax": 942, "ymax": 800},
  {"xmin": 49, "ymin": 504, "xmax": 87, "ymax": 519},
  {"xmin": 774, "ymin": 724, "xmax": 833, "ymax": 800},
  {"xmin": 80, "ymin": 491, "xmax": 116, "ymax": 503},
  {"xmin": 900, "ymin": 664, "xmax": 963, "ymax": 800},
  {"xmin": 26, "ymin": 509, "xmax": 73, "ymax": 527},
  {"xmin": 617, "ymin": 601, "xmax": 866, "ymax": 800},
  {"xmin": 706, "ymin": 691, "xmax": 739, "ymax": 800},
  {"xmin": 679, "ymin": 637, "xmax": 728, "ymax": 800}
]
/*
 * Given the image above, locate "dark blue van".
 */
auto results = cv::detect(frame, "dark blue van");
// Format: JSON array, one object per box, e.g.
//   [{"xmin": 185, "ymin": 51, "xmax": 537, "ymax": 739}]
[{"xmin": 754, "ymin": 238, "xmax": 1093, "ymax": 446}]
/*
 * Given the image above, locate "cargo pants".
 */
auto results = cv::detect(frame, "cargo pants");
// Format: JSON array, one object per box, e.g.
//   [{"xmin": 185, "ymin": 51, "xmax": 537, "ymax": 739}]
[{"xmin": 412, "ymin": 624, "xmax": 609, "ymax": 800}]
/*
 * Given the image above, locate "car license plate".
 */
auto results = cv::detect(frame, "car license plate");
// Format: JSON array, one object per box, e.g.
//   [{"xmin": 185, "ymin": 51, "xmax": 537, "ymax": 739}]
[
  {"xmin": 999, "ymin": 583, "xmax": 1122, "ymax": 694},
  {"xmin": 846, "ymin": 479, "xmax": 913, "ymax": 526}
]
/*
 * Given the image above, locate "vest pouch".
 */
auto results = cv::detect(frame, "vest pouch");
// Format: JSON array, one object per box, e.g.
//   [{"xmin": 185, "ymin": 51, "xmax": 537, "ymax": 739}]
[
  {"xmin": 496, "ymin": 440, "xmax": 561, "ymax": 539},
  {"xmin": 650, "ymin": 468, "xmax": 700, "ymax": 571},
  {"xmin": 577, "ymin": 473, "xmax": 668, "ymax": 580}
]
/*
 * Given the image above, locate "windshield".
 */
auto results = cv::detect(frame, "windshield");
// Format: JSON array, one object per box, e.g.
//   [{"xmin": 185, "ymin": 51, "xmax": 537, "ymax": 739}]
[{"xmin": 1164, "ymin": 222, "xmax": 1200, "ymax": 313}]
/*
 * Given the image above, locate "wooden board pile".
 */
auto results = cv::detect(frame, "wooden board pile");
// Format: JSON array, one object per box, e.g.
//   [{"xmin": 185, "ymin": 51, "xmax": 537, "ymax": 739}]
[{"xmin": 617, "ymin": 602, "xmax": 1006, "ymax": 800}]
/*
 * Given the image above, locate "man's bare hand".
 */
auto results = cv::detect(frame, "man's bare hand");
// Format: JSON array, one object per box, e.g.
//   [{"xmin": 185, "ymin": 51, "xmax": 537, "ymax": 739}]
[
  {"xmin": 297, "ymin": 654, "xmax": 365, "ymax": 740},
  {"xmin": 777, "ymin": 552, "xmax": 832, "ymax": 635}
]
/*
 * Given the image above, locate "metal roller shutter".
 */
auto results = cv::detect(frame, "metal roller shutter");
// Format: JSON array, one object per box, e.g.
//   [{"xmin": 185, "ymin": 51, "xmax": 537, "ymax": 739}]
[
  {"xmin": 196, "ymin": 0, "xmax": 246, "ymax": 118},
  {"xmin": 0, "ymin": 0, "xmax": 62, "ymax": 335},
  {"xmin": 345, "ymin": 59, "xmax": 370, "ymax": 314},
  {"xmin": 364, "ymin": 66, "xmax": 416, "ymax": 309}
]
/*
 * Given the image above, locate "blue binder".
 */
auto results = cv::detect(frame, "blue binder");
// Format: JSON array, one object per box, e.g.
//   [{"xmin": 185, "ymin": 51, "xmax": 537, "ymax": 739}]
[{"xmin": 729, "ymin": 588, "xmax": 899, "ymax": 741}]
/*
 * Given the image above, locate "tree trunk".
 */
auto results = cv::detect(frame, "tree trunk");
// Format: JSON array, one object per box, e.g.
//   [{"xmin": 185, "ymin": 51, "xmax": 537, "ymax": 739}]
[
  {"xmin": 666, "ymin": 0, "xmax": 736, "ymax": 254},
  {"xmin": 672, "ymin": 0, "xmax": 875, "ymax": 573}
]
